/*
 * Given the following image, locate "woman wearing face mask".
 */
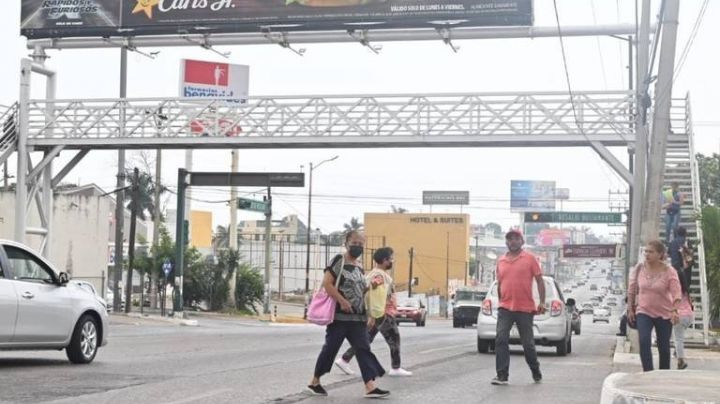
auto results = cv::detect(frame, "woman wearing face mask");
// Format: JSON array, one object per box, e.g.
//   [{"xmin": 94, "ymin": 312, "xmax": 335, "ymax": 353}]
[
  {"xmin": 627, "ymin": 240, "xmax": 682, "ymax": 372},
  {"xmin": 307, "ymin": 230, "xmax": 389, "ymax": 399}
]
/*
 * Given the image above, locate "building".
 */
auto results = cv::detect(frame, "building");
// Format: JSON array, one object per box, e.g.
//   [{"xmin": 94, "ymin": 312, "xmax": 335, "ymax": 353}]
[
  {"xmin": 238, "ymin": 214, "xmax": 308, "ymax": 242},
  {"xmin": 364, "ymin": 213, "xmax": 470, "ymax": 297}
]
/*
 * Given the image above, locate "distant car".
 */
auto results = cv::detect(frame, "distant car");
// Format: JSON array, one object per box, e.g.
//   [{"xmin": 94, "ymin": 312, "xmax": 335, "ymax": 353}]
[
  {"xmin": 590, "ymin": 284, "xmax": 598, "ymax": 291},
  {"xmin": 581, "ymin": 302, "xmax": 594, "ymax": 314},
  {"xmin": 593, "ymin": 308, "xmax": 611, "ymax": 323},
  {"xmin": 452, "ymin": 288, "xmax": 486, "ymax": 328},
  {"xmin": 477, "ymin": 276, "xmax": 573, "ymax": 356},
  {"xmin": 396, "ymin": 297, "xmax": 427, "ymax": 327},
  {"xmin": 563, "ymin": 288, "xmax": 572, "ymax": 294},
  {"xmin": 0, "ymin": 239, "xmax": 109, "ymax": 363}
]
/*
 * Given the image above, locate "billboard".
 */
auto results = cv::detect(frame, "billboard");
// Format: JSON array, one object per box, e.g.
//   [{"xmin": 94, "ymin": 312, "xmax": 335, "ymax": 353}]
[
  {"xmin": 21, "ymin": 0, "xmax": 534, "ymax": 39},
  {"xmin": 510, "ymin": 180, "xmax": 556, "ymax": 212},
  {"xmin": 422, "ymin": 191, "xmax": 469, "ymax": 205},
  {"xmin": 535, "ymin": 228, "xmax": 570, "ymax": 247}
]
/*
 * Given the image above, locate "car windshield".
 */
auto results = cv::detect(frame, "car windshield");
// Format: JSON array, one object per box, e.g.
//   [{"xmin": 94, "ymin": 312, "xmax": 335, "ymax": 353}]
[
  {"xmin": 455, "ymin": 291, "xmax": 485, "ymax": 301},
  {"xmin": 595, "ymin": 309, "xmax": 610, "ymax": 315},
  {"xmin": 398, "ymin": 299, "xmax": 420, "ymax": 308}
]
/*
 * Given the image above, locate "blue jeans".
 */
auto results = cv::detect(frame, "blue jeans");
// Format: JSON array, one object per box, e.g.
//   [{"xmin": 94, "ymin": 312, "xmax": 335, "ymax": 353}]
[
  {"xmin": 665, "ymin": 211, "xmax": 680, "ymax": 243},
  {"xmin": 636, "ymin": 313, "xmax": 673, "ymax": 371},
  {"xmin": 495, "ymin": 308, "xmax": 539, "ymax": 377},
  {"xmin": 314, "ymin": 320, "xmax": 385, "ymax": 383}
]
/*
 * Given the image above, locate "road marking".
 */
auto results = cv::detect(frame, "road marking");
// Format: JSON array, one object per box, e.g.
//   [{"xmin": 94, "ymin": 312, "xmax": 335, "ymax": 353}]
[
  {"xmin": 419, "ymin": 344, "xmax": 474, "ymax": 355},
  {"xmin": 164, "ymin": 388, "xmax": 233, "ymax": 404}
]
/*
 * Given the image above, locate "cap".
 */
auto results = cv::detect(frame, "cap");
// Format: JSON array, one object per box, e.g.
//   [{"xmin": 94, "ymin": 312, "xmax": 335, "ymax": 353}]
[{"xmin": 505, "ymin": 228, "xmax": 524, "ymax": 239}]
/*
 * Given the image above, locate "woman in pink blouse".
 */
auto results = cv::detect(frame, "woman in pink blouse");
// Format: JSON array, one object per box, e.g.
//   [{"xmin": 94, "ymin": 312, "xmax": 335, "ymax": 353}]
[{"xmin": 627, "ymin": 240, "xmax": 682, "ymax": 371}]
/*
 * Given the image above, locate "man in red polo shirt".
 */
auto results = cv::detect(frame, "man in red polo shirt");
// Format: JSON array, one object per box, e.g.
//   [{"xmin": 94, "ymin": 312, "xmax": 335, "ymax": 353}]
[{"xmin": 491, "ymin": 228, "xmax": 545, "ymax": 385}]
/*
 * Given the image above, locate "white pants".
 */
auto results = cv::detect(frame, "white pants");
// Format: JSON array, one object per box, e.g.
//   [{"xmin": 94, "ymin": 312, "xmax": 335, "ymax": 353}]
[{"xmin": 673, "ymin": 315, "xmax": 693, "ymax": 359}]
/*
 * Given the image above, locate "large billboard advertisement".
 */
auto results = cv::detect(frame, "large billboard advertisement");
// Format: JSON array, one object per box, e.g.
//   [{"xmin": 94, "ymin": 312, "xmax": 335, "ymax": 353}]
[
  {"xmin": 21, "ymin": 0, "xmax": 534, "ymax": 39},
  {"xmin": 510, "ymin": 180, "xmax": 556, "ymax": 213}
]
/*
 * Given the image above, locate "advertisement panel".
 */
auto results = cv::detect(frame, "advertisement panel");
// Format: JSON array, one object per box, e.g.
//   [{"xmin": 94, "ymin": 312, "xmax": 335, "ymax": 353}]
[
  {"xmin": 180, "ymin": 59, "xmax": 249, "ymax": 136},
  {"xmin": 22, "ymin": 0, "xmax": 534, "ymax": 39},
  {"xmin": 535, "ymin": 228, "xmax": 570, "ymax": 247},
  {"xmin": 422, "ymin": 191, "xmax": 469, "ymax": 205},
  {"xmin": 510, "ymin": 180, "xmax": 556, "ymax": 212}
]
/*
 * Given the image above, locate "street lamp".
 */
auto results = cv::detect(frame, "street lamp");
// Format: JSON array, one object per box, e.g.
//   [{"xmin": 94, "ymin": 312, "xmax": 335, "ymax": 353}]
[{"xmin": 304, "ymin": 155, "xmax": 339, "ymax": 293}]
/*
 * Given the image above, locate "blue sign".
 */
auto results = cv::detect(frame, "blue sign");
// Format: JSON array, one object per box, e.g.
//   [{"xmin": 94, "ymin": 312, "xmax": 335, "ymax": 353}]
[
  {"xmin": 510, "ymin": 180, "xmax": 556, "ymax": 213},
  {"xmin": 162, "ymin": 259, "xmax": 172, "ymax": 278}
]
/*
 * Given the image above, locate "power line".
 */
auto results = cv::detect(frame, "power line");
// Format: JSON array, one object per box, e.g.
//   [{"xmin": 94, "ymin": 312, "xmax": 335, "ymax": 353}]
[{"xmin": 590, "ymin": 0, "xmax": 609, "ymax": 90}]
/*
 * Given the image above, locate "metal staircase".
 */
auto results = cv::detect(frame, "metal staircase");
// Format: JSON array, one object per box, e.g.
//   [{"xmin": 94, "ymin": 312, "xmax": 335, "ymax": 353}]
[
  {"xmin": 664, "ymin": 95, "xmax": 710, "ymax": 343},
  {"xmin": 0, "ymin": 103, "xmax": 18, "ymax": 166}
]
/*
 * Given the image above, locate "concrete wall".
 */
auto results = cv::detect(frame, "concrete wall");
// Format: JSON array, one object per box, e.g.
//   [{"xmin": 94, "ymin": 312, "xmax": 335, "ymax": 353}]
[{"xmin": 0, "ymin": 191, "xmax": 110, "ymax": 294}]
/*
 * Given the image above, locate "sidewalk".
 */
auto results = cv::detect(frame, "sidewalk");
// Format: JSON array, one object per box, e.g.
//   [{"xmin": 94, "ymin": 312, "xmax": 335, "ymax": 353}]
[{"xmin": 603, "ymin": 334, "xmax": 720, "ymax": 403}]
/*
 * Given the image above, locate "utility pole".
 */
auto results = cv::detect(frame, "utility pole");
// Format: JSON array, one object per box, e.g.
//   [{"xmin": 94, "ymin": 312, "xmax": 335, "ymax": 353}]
[
  {"xmin": 263, "ymin": 187, "xmax": 272, "ymax": 314},
  {"xmin": 113, "ymin": 47, "xmax": 127, "ymax": 313},
  {"xmin": 445, "ymin": 232, "xmax": 450, "ymax": 319},
  {"xmin": 408, "ymin": 247, "xmax": 414, "ymax": 297},
  {"xmin": 629, "ymin": 0, "xmax": 651, "ymax": 272},
  {"xmin": 642, "ymin": 0, "xmax": 680, "ymax": 244},
  {"xmin": 474, "ymin": 236, "xmax": 479, "ymax": 284},
  {"xmin": 124, "ymin": 167, "xmax": 139, "ymax": 313},
  {"xmin": 228, "ymin": 150, "xmax": 239, "ymax": 307}
]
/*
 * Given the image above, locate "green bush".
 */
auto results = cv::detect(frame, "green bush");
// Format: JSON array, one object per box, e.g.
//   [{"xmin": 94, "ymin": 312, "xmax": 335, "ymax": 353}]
[
  {"xmin": 701, "ymin": 206, "xmax": 720, "ymax": 320},
  {"xmin": 234, "ymin": 263, "xmax": 264, "ymax": 314}
]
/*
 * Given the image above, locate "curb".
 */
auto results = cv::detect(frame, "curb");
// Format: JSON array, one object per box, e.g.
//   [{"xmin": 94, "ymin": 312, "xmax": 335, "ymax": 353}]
[{"xmin": 122, "ymin": 312, "xmax": 199, "ymax": 327}]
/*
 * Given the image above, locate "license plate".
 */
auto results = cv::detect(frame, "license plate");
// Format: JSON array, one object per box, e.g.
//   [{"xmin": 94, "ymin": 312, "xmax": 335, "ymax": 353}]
[{"xmin": 400, "ymin": 314, "xmax": 406, "ymax": 318}]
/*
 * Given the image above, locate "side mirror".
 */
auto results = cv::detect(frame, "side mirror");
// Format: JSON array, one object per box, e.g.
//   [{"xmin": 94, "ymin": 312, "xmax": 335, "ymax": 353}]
[
  {"xmin": 58, "ymin": 272, "xmax": 70, "ymax": 285},
  {"xmin": 566, "ymin": 298, "xmax": 576, "ymax": 306}
]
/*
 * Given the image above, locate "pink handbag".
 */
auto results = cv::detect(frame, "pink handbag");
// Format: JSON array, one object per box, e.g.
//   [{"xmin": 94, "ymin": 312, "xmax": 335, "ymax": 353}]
[{"xmin": 307, "ymin": 257, "xmax": 344, "ymax": 326}]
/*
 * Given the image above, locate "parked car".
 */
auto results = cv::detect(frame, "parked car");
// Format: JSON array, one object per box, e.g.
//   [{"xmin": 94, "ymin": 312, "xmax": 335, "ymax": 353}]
[
  {"xmin": 0, "ymin": 239, "xmax": 109, "ymax": 363},
  {"xmin": 396, "ymin": 297, "xmax": 427, "ymax": 327},
  {"xmin": 477, "ymin": 276, "xmax": 573, "ymax": 356},
  {"xmin": 593, "ymin": 308, "xmax": 611, "ymax": 323},
  {"xmin": 452, "ymin": 288, "xmax": 486, "ymax": 328}
]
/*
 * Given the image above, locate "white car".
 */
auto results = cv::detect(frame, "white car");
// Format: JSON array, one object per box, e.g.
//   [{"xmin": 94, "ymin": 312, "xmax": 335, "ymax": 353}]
[
  {"xmin": 477, "ymin": 276, "xmax": 573, "ymax": 356},
  {"xmin": 0, "ymin": 240, "xmax": 109, "ymax": 363},
  {"xmin": 593, "ymin": 308, "xmax": 611, "ymax": 323}
]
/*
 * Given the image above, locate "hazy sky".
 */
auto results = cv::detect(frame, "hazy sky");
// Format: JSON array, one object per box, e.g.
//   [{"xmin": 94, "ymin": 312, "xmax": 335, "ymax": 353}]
[{"xmin": 1, "ymin": 1, "xmax": 718, "ymax": 239}]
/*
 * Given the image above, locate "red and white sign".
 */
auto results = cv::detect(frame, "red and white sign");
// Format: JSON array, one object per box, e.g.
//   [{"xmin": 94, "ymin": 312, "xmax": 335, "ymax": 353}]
[{"xmin": 179, "ymin": 59, "xmax": 249, "ymax": 100}]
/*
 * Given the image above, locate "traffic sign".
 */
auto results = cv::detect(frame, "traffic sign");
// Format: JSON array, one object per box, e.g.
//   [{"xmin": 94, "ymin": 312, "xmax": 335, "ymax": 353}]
[
  {"xmin": 162, "ymin": 259, "xmax": 173, "ymax": 278},
  {"xmin": 237, "ymin": 197, "xmax": 268, "ymax": 213},
  {"xmin": 562, "ymin": 244, "xmax": 618, "ymax": 258},
  {"xmin": 524, "ymin": 211, "xmax": 623, "ymax": 224}
]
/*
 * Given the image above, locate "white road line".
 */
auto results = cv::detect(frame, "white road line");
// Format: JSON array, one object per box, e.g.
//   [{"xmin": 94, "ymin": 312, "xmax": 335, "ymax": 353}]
[
  {"xmin": 163, "ymin": 388, "xmax": 233, "ymax": 404},
  {"xmin": 419, "ymin": 344, "xmax": 474, "ymax": 355}
]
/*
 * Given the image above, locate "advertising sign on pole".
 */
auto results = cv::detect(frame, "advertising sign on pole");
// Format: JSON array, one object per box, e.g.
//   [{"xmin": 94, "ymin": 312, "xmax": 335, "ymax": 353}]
[
  {"xmin": 21, "ymin": 0, "xmax": 534, "ymax": 39},
  {"xmin": 510, "ymin": 180, "xmax": 556, "ymax": 212},
  {"xmin": 422, "ymin": 191, "xmax": 470, "ymax": 205}
]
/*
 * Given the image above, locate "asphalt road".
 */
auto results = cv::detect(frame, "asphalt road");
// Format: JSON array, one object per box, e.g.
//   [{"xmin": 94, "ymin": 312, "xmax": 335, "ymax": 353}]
[{"xmin": 0, "ymin": 308, "xmax": 620, "ymax": 404}]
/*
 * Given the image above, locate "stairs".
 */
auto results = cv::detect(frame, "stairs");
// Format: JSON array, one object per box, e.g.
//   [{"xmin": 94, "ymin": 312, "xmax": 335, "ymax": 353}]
[
  {"xmin": 0, "ymin": 103, "xmax": 18, "ymax": 166},
  {"xmin": 660, "ymin": 96, "xmax": 710, "ymax": 343}
]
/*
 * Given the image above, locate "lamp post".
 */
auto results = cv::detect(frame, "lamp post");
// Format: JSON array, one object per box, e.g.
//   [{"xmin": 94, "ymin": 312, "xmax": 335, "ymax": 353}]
[{"xmin": 304, "ymin": 156, "xmax": 339, "ymax": 294}]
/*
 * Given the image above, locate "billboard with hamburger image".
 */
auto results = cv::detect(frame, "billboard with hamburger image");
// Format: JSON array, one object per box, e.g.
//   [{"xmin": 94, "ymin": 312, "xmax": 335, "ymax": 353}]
[{"xmin": 22, "ymin": 0, "xmax": 533, "ymax": 39}]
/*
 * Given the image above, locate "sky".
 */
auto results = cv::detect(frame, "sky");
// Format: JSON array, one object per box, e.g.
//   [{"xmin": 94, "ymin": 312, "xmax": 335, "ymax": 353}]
[{"xmin": 1, "ymin": 0, "xmax": 718, "ymax": 240}]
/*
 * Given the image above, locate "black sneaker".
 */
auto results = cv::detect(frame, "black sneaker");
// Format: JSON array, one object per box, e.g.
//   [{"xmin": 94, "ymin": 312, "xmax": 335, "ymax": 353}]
[
  {"xmin": 531, "ymin": 368, "xmax": 542, "ymax": 383},
  {"xmin": 364, "ymin": 388, "xmax": 390, "ymax": 398},
  {"xmin": 307, "ymin": 384, "xmax": 328, "ymax": 396},
  {"xmin": 491, "ymin": 375, "xmax": 508, "ymax": 385}
]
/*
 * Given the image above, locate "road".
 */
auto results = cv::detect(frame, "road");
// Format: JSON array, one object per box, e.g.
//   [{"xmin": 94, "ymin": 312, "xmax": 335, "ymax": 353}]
[{"xmin": 0, "ymin": 309, "xmax": 620, "ymax": 404}]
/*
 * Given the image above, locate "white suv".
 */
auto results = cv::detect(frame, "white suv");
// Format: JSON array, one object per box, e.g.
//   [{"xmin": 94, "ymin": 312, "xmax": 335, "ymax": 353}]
[
  {"xmin": 476, "ymin": 276, "xmax": 573, "ymax": 356},
  {"xmin": 0, "ymin": 240, "xmax": 109, "ymax": 363}
]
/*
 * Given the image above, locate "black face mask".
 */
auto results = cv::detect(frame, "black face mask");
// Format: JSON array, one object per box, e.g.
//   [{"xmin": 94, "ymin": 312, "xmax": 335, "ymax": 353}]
[
  {"xmin": 348, "ymin": 245, "xmax": 363, "ymax": 258},
  {"xmin": 386, "ymin": 261, "xmax": 393, "ymax": 270}
]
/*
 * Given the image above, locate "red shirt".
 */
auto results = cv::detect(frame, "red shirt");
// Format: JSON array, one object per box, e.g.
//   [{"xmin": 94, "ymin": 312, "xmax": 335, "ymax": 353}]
[{"xmin": 497, "ymin": 250, "xmax": 542, "ymax": 313}]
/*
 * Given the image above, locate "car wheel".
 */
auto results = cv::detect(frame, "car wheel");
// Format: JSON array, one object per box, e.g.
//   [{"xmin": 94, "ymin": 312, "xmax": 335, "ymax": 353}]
[
  {"xmin": 477, "ymin": 338, "xmax": 490, "ymax": 354},
  {"xmin": 556, "ymin": 336, "xmax": 569, "ymax": 356},
  {"xmin": 420, "ymin": 318, "xmax": 427, "ymax": 327},
  {"xmin": 567, "ymin": 335, "xmax": 573, "ymax": 354},
  {"xmin": 453, "ymin": 319, "xmax": 459, "ymax": 328},
  {"xmin": 66, "ymin": 314, "xmax": 99, "ymax": 364}
]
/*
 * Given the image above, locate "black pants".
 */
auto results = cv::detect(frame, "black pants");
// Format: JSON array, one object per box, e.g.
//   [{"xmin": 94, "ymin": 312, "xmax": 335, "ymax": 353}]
[
  {"xmin": 619, "ymin": 314, "xmax": 627, "ymax": 335},
  {"xmin": 342, "ymin": 315, "xmax": 402, "ymax": 369},
  {"xmin": 313, "ymin": 320, "xmax": 385, "ymax": 383},
  {"xmin": 495, "ymin": 308, "xmax": 539, "ymax": 377}
]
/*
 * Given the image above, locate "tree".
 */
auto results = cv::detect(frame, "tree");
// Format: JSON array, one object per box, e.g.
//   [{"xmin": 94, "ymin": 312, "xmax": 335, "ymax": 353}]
[
  {"xmin": 184, "ymin": 248, "xmax": 239, "ymax": 311},
  {"xmin": 212, "ymin": 225, "xmax": 230, "ymax": 251},
  {"xmin": 700, "ymin": 206, "xmax": 720, "ymax": 321},
  {"xmin": 484, "ymin": 222, "xmax": 503, "ymax": 238},
  {"xmin": 696, "ymin": 153, "xmax": 720, "ymax": 206},
  {"xmin": 343, "ymin": 217, "xmax": 363, "ymax": 232},
  {"xmin": 391, "ymin": 205, "xmax": 408, "ymax": 213},
  {"xmin": 234, "ymin": 263, "xmax": 264, "ymax": 314},
  {"xmin": 125, "ymin": 168, "xmax": 166, "ymax": 221}
]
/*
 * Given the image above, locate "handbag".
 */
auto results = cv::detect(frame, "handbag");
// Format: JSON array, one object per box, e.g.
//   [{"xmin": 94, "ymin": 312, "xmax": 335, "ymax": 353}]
[
  {"xmin": 307, "ymin": 256, "xmax": 344, "ymax": 326},
  {"xmin": 627, "ymin": 264, "xmax": 641, "ymax": 329}
]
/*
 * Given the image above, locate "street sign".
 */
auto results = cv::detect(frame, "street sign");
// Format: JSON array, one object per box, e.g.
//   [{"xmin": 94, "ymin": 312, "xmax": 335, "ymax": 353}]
[
  {"xmin": 188, "ymin": 172, "xmax": 304, "ymax": 187},
  {"xmin": 237, "ymin": 197, "xmax": 267, "ymax": 213},
  {"xmin": 162, "ymin": 259, "xmax": 173, "ymax": 278},
  {"xmin": 524, "ymin": 211, "xmax": 623, "ymax": 224},
  {"xmin": 562, "ymin": 244, "xmax": 618, "ymax": 258},
  {"xmin": 422, "ymin": 191, "xmax": 470, "ymax": 205}
]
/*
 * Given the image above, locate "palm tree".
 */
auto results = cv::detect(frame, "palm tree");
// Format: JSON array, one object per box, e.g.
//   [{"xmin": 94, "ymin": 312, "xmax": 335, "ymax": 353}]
[
  {"xmin": 343, "ymin": 217, "xmax": 363, "ymax": 232},
  {"xmin": 391, "ymin": 205, "xmax": 408, "ymax": 213},
  {"xmin": 212, "ymin": 225, "xmax": 230, "ymax": 251},
  {"xmin": 125, "ymin": 169, "xmax": 166, "ymax": 221}
]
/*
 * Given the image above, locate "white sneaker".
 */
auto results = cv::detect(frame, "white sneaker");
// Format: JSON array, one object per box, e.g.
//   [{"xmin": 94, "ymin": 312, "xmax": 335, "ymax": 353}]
[
  {"xmin": 334, "ymin": 358, "xmax": 355, "ymax": 375},
  {"xmin": 388, "ymin": 368, "xmax": 413, "ymax": 377}
]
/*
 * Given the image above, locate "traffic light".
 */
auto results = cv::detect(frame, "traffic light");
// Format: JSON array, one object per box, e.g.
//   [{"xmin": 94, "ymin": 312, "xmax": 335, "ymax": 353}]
[{"xmin": 525, "ymin": 212, "xmax": 544, "ymax": 222}]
